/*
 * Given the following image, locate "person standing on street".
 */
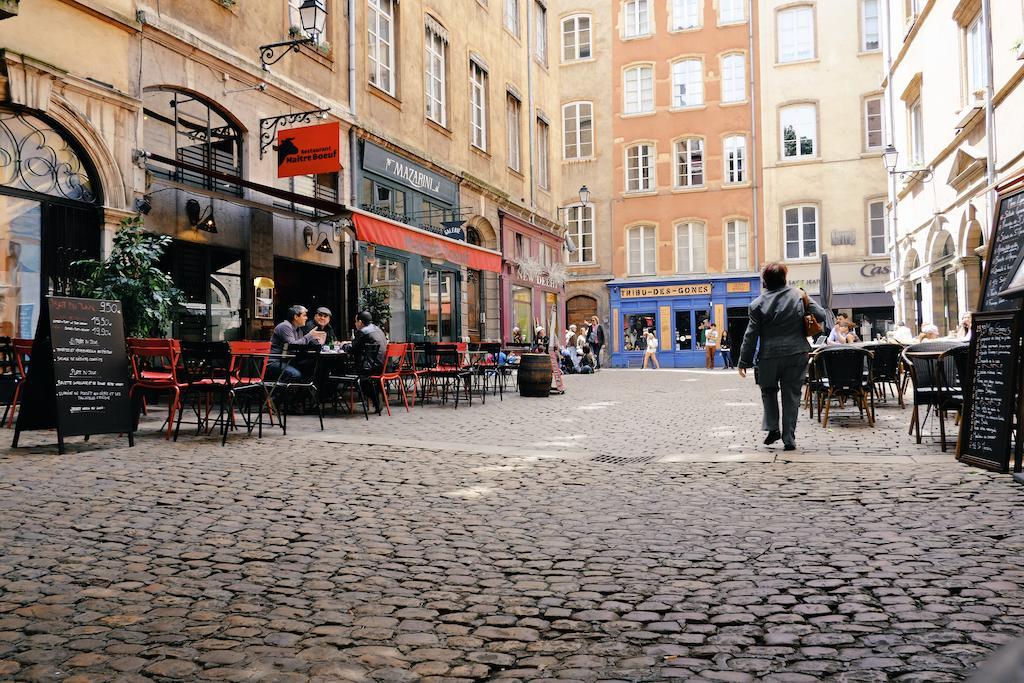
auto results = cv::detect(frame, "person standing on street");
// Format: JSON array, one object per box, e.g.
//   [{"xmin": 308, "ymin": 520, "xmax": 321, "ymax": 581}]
[
  {"xmin": 737, "ymin": 262, "xmax": 827, "ymax": 451},
  {"xmin": 589, "ymin": 316, "xmax": 605, "ymax": 369},
  {"xmin": 641, "ymin": 329, "xmax": 661, "ymax": 369},
  {"xmin": 704, "ymin": 323, "xmax": 719, "ymax": 369},
  {"xmin": 719, "ymin": 329, "xmax": 733, "ymax": 369}
]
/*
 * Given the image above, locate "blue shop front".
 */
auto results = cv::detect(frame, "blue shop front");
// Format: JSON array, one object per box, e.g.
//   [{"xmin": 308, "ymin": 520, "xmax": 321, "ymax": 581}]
[{"xmin": 607, "ymin": 275, "xmax": 761, "ymax": 368}]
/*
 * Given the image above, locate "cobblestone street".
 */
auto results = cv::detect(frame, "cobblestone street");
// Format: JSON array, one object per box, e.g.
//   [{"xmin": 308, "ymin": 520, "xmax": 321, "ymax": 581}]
[{"xmin": 1, "ymin": 369, "xmax": 1023, "ymax": 682}]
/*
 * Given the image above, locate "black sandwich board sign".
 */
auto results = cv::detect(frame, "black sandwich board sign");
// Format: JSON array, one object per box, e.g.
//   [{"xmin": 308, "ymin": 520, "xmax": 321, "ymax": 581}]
[
  {"xmin": 979, "ymin": 184, "xmax": 1024, "ymax": 312},
  {"xmin": 12, "ymin": 296, "xmax": 135, "ymax": 454},
  {"xmin": 957, "ymin": 312, "xmax": 1021, "ymax": 472}
]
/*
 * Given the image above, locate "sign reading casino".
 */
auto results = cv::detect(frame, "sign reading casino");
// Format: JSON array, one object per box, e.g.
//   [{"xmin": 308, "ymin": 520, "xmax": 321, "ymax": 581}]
[{"xmin": 621, "ymin": 284, "xmax": 713, "ymax": 299}]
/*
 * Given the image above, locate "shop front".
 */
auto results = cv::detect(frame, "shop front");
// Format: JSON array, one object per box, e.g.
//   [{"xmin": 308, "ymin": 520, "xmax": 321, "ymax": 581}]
[
  {"xmin": 607, "ymin": 276, "xmax": 761, "ymax": 368},
  {"xmin": 499, "ymin": 211, "xmax": 566, "ymax": 343},
  {"xmin": 787, "ymin": 259, "xmax": 895, "ymax": 340}
]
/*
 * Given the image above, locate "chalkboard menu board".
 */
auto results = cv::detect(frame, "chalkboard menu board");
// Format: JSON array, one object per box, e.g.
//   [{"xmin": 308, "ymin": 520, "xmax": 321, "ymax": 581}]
[
  {"xmin": 957, "ymin": 312, "xmax": 1021, "ymax": 472},
  {"xmin": 980, "ymin": 187, "xmax": 1024, "ymax": 311},
  {"xmin": 13, "ymin": 296, "xmax": 134, "ymax": 453}
]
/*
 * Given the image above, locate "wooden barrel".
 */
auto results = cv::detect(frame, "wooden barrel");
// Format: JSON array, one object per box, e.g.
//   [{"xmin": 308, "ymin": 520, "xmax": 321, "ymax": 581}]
[{"xmin": 518, "ymin": 353, "xmax": 552, "ymax": 397}]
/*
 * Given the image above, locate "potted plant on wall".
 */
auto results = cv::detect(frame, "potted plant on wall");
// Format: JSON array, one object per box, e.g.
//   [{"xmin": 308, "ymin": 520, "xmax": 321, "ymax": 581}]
[{"xmin": 72, "ymin": 216, "xmax": 183, "ymax": 338}]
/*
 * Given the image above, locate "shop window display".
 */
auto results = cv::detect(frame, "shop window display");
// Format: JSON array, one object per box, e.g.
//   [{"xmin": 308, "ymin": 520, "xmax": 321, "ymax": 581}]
[
  {"xmin": 675, "ymin": 310, "xmax": 692, "ymax": 350},
  {"xmin": 623, "ymin": 312, "xmax": 655, "ymax": 351}
]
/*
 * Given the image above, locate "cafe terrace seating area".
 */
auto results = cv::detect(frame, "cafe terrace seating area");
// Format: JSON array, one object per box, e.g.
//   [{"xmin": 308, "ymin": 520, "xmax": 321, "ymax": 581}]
[
  {"xmin": 0, "ymin": 337, "xmax": 528, "ymax": 446},
  {"xmin": 803, "ymin": 339, "xmax": 969, "ymax": 452}
]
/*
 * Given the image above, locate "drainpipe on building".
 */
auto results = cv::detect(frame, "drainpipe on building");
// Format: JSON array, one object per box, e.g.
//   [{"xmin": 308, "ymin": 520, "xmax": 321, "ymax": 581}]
[
  {"xmin": 526, "ymin": 2, "xmax": 536, "ymax": 213},
  {"xmin": 883, "ymin": 0, "xmax": 903, "ymax": 321},
  {"xmin": 982, "ymin": 0, "xmax": 997, "ymax": 236},
  {"xmin": 746, "ymin": 0, "xmax": 760, "ymax": 272},
  {"xmin": 498, "ymin": 209, "xmax": 506, "ymax": 341},
  {"xmin": 347, "ymin": 0, "xmax": 358, "ymax": 205}
]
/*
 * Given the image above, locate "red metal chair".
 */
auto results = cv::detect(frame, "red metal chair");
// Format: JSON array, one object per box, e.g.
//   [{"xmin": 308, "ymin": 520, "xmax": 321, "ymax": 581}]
[
  {"xmin": 371, "ymin": 343, "xmax": 410, "ymax": 416},
  {"xmin": 6, "ymin": 338, "xmax": 33, "ymax": 428},
  {"xmin": 126, "ymin": 338, "xmax": 184, "ymax": 439},
  {"xmin": 400, "ymin": 343, "xmax": 426, "ymax": 407},
  {"xmin": 228, "ymin": 340, "xmax": 276, "ymax": 427}
]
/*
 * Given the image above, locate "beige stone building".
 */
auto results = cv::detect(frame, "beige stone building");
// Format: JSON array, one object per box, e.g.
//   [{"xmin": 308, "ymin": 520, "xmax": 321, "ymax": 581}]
[
  {"xmin": 558, "ymin": 0, "xmax": 615, "ymax": 336},
  {"xmin": 351, "ymin": 0, "xmax": 564, "ymax": 343},
  {"xmin": 758, "ymin": 0, "xmax": 891, "ymax": 341},
  {"xmin": 883, "ymin": 0, "xmax": 1024, "ymax": 333}
]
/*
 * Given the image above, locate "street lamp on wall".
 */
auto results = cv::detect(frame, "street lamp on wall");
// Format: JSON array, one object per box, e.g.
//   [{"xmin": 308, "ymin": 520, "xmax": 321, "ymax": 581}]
[
  {"xmin": 882, "ymin": 144, "xmax": 933, "ymax": 183},
  {"xmin": 258, "ymin": 0, "xmax": 328, "ymax": 69}
]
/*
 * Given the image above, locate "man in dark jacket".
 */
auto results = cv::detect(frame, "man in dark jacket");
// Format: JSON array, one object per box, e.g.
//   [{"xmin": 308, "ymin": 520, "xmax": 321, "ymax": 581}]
[
  {"xmin": 588, "ymin": 316, "xmax": 605, "ymax": 369},
  {"xmin": 302, "ymin": 306, "xmax": 337, "ymax": 345},
  {"xmin": 346, "ymin": 310, "xmax": 388, "ymax": 413},
  {"xmin": 738, "ymin": 262, "xmax": 827, "ymax": 451},
  {"xmin": 269, "ymin": 305, "xmax": 322, "ymax": 380}
]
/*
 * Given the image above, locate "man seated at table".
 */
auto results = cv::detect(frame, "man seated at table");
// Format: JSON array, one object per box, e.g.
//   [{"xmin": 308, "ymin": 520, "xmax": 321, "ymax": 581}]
[
  {"xmin": 302, "ymin": 306, "xmax": 337, "ymax": 346},
  {"xmin": 344, "ymin": 310, "xmax": 388, "ymax": 414},
  {"xmin": 827, "ymin": 321, "xmax": 859, "ymax": 345},
  {"xmin": 269, "ymin": 305, "xmax": 323, "ymax": 380}
]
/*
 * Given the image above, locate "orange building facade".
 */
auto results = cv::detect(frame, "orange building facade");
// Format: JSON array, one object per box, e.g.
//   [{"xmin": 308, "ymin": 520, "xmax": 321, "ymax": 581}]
[{"xmin": 607, "ymin": 0, "xmax": 764, "ymax": 368}]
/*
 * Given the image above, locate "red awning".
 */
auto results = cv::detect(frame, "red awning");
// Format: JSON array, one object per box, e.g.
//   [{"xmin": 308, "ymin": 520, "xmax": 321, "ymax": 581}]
[{"xmin": 351, "ymin": 209, "xmax": 502, "ymax": 273}]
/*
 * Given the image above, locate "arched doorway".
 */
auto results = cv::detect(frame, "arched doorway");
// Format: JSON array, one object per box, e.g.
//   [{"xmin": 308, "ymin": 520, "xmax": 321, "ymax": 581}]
[
  {"xmin": 567, "ymin": 294, "xmax": 597, "ymax": 329},
  {"xmin": 465, "ymin": 217, "xmax": 498, "ymax": 341},
  {"xmin": 0, "ymin": 107, "xmax": 103, "ymax": 337},
  {"xmin": 929, "ymin": 231, "xmax": 957, "ymax": 332}
]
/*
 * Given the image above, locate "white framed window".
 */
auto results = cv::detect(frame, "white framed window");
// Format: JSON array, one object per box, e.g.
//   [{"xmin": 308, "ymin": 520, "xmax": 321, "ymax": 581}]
[
  {"xmin": 628, "ymin": 225, "xmax": 656, "ymax": 275},
  {"xmin": 864, "ymin": 97, "xmax": 883, "ymax": 150},
  {"xmin": 966, "ymin": 14, "xmax": 986, "ymax": 97},
  {"xmin": 537, "ymin": 118, "xmax": 550, "ymax": 189},
  {"xmin": 470, "ymin": 61, "xmax": 488, "ymax": 151},
  {"xmin": 534, "ymin": 2, "xmax": 547, "ymax": 63},
  {"xmin": 721, "ymin": 54, "xmax": 745, "ymax": 103},
  {"xmin": 562, "ymin": 14, "xmax": 592, "ymax": 61},
  {"xmin": 868, "ymin": 200, "xmax": 886, "ymax": 255},
  {"xmin": 671, "ymin": 59, "xmax": 703, "ymax": 108},
  {"xmin": 625, "ymin": 143, "xmax": 654, "ymax": 192},
  {"xmin": 368, "ymin": 0, "xmax": 396, "ymax": 95},
  {"xmin": 504, "ymin": 0, "xmax": 519, "ymax": 36},
  {"xmin": 424, "ymin": 22, "xmax": 447, "ymax": 126},
  {"xmin": 909, "ymin": 98, "xmax": 924, "ymax": 165},
  {"xmin": 778, "ymin": 6, "xmax": 814, "ymax": 63},
  {"xmin": 506, "ymin": 94, "xmax": 521, "ymax": 171},
  {"xmin": 780, "ymin": 103, "xmax": 817, "ymax": 159},
  {"xmin": 784, "ymin": 205, "xmax": 818, "ymax": 259},
  {"xmin": 624, "ymin": 65, "xmax": 654, "ymax": 114},
  {"xmin": 624, "ymin": 0, "xmax": 650, "ymax": 38},
  {"xmin": 861, "ymin": 0, "xmax": 880, "ymax": 51},
  {"xmin": 726, "ymin": 219, "xmax": 749, "ymax": 271},
  {"xmin": 672, "ymin": 0, "xmax": 700, "ymax": 30},
  {"xmin": 675, "ymin": 222, "xmax": 706, "ymax": 273},
  {"xmin": 724, "ymin": 135, "xmax": 746, "ymax": 183},
  {"xmin": 674, "ymin": 138, "xmax": 704, "ymax": 188},
  {"xmin": 567, "ymin": 204, "xmax": 595, "ymax": 264},
  {"xmin": 562, "ymin": 102, "xmax": 594, "ymax": 159},
  {"xmin": 719, "ymin": 0, "xmax": 745, "ymax": 24}
]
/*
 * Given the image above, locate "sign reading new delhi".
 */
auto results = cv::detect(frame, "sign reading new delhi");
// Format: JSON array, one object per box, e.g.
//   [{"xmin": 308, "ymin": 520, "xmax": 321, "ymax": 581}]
[{"xmin": 277, "ymin": 122, "xmax": 341, "ymax": 178}]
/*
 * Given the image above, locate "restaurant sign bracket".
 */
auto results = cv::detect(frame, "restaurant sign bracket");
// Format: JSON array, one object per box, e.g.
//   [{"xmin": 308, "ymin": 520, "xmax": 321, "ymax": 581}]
[{"xmin": 259, "ymin": 109, "xmax": 331, "ymax": 159}]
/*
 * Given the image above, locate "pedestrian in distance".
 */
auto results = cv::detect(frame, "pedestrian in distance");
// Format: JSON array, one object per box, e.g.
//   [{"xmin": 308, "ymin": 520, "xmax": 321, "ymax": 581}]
[
  {"xmin": 719, "ymin": 328, "xmax": 734, "ymax": 369},
  {"xmin": 641, "ymin": 329, "xmax": 661, "ymax": 369},
  {"xmin": 588, "ymin": 316, "xmax": 606, "ymax": 369},
  {"xmin": 737, "ymin": 262, "xmax": 827, "ymax": 451},
  {"xmin": 704, "ymin": 322, "xmax": 719, "ymax": 369}
]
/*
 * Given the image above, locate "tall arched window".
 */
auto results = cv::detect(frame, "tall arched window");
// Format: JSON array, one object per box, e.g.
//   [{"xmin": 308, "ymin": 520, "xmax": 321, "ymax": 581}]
[{"xmin": 143, "ymin": 88, "xmax": 244, "ymax": 195}]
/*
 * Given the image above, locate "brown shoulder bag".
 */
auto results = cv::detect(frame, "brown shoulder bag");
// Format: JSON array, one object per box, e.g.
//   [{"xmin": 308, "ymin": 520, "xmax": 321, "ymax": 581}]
[{"xmin": 801, "ymin": 289, "xmax": 824, "ymax": 337}]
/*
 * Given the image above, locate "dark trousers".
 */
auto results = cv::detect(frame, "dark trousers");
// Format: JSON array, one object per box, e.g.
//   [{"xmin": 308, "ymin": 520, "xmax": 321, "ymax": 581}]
[
  {"xmin": 720, "ymin": 349, "xmax": 733, "ymax": 368},
  {"xmin": 756, "ymin": 353, "xmax": 808, "ymax": 447},
  {"xmin": 592, "ymin": 343, "xmax": 603, "ymax": 368}
]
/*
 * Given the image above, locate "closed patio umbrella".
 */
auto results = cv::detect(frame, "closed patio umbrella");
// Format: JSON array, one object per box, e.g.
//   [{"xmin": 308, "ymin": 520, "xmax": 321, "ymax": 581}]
[{"xmin": 818, "ymin": 253, "xmax": 836, "ymax": 335}]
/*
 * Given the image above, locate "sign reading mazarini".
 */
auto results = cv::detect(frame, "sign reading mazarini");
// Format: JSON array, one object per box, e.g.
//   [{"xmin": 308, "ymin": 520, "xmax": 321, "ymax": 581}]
[{"xmin": 362, "ymin": 140, "xmax": 459, "ymax": 204}]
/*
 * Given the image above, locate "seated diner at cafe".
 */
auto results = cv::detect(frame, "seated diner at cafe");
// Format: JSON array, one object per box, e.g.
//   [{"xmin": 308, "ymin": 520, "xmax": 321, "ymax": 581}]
[
  {"xmin": 302, "ymin": 306, "xmax": 337, "ymax": 345},
  {"xmin": 269, "ymin": 304, "xmax": 325, "ymax": 380}
]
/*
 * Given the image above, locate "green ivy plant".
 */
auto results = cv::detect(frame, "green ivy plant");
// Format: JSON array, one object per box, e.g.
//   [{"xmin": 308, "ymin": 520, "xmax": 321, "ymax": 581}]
[
  {"xmin": 358, "ymin": 286, "xmax": 392, "ymax": 333},
  {"xmin": 72, "ymin": 216, "xmax": 183, "ymax": 339}
]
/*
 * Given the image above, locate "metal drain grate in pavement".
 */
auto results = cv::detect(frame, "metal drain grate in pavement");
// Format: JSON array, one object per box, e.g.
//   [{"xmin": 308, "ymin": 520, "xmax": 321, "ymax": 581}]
[{"xmin": 590, "ymin": 454, "xmax": 659, "ymax": 465}]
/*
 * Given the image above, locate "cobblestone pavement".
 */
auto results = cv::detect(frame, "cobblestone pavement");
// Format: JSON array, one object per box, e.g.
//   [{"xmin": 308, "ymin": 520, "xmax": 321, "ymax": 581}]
[{"xmin": 1, "ymin": 369, "xmax": 1023, "ymax": 682}]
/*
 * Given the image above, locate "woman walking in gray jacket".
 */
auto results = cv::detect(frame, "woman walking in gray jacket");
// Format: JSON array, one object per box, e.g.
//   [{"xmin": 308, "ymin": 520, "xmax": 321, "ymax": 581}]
[{"xmin": 737, "ymin": 262, "xmax": 827, "ymax": 451}]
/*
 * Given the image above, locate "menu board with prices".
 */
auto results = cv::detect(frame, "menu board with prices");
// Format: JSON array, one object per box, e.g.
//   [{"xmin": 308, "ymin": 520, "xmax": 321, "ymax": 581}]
[
  {"xmin": 957, "ymin": 312, "xmax": 1021, "ymax": 472},
  {"xmin": 980, "ymin": 187, "xmax": 1024, "ymax": 312},
  {"xmin": 12, "ymin": 296, "xmax": 135, "ymax": 454}
]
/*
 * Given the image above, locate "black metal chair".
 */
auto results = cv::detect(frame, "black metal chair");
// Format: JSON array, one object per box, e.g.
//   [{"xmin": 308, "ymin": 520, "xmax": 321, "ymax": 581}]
[
  {"xmin": 424, "ymin": 345, "xmax": 473, "ymax": 409},
  {"xmin": 263, "ymin": 346, "xmax": 324, "ymax": 434},
  {"xmin": 174, "ymin": 341, "xmax": 236, "ymax": 446},
  {"xmin": 326, "ymin": 342, "xmax": 377, "ymax": 420},
  {"xmin": 817, "ymin": 347, "xmax": 876, "ymax": 427},
  {"xmin": 901, "ymin": 341, "xmax": 968, "ymax": 450},
  {"xmin": 0, "ymin": 337, "xmax": 19, "ymax": 427},
  {"xmin": 869, "ymin": 343, "xmax": 905, "ymax": 407}
]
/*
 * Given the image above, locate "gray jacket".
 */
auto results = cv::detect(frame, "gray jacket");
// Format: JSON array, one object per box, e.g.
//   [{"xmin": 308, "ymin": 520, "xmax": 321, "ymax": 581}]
[{"xmin": 737, "ymin": 286, "xmax": 827, "ymax": 369}]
